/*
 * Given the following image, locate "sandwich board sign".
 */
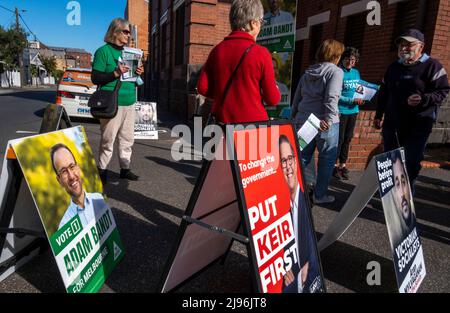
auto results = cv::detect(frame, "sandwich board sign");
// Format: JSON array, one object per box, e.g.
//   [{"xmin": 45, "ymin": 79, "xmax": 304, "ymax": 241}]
[
  {"xmin": 0, "ymin": 124, "xmax": 125, "ymax": 293},
  {"xmin": 159, "ymin": 121, "xmax": 325, "ymax": 293},
  {"xmin": 375, "ymin": 149, "xmax": 425, "ymax": 293},
  {"xmin": 0, "ymin": 104, "xmax": 72, "ymax": 283},
  {"xmin": 317, "ymin": 148, "xmax": 426, "ymax": 293}
]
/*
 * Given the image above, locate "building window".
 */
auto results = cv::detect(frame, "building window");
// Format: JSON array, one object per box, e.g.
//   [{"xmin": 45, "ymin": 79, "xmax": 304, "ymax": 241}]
[
  {"xmin": 391, "ymin": 1, "xmax": 420, "ymax": 51},
  {"xmin": 152, "ymin": 33, "xmax": 157, "ymax": 74},
  {"xmin": 344, "ymin": 13, "xmax": 365, "ymax": 51},
  {"xmin": 309, "ymin": 24, "xmax": 323, "ymax": 63},
  {"xmin": 174, "ymin": 4, "xmax": 185, "ymax": 66},
  {"xmin": 161, "ymin": 22, "xmax": 167, "ymax": 70}
]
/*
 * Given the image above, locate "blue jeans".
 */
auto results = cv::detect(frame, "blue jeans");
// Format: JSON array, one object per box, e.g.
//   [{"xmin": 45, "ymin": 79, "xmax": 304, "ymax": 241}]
[{"xmin": 301, "ymin": 123, "xmax": 339, "ymax": 199}]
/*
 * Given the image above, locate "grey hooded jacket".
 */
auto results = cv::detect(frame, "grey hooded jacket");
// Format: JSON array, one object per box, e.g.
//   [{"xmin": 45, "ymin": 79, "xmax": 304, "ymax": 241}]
[{"xmin": 291, "ymin": 62, "xmax": 344, "ymax": 125}]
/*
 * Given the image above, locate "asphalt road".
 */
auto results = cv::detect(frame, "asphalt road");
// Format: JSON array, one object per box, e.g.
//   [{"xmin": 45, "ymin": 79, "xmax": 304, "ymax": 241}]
[{"xmin": 0, "ymin": 88, "xmax": 448, "ymax": 293}]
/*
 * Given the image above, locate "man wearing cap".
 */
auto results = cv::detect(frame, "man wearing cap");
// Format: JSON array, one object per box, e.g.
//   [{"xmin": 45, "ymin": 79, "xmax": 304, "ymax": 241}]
[{"xmin": 374, "ymin": 29, "xmax": 449, "ymax": 191}]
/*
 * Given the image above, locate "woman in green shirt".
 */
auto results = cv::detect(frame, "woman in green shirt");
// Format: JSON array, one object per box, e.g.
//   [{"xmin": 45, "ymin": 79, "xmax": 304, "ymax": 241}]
[{"xmin": 91, "ymin": 18, "xmax": 143, "ymax": 183}]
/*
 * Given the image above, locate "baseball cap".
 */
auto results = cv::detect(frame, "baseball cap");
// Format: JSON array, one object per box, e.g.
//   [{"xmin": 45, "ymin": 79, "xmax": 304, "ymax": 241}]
[{"xmin": 395, "ymin": 29, "xmax": 425, "ymax": 44}]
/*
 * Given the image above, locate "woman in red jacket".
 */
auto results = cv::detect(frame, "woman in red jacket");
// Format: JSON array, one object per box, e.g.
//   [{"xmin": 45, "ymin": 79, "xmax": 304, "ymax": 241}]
[{"xmin": 197, "ymin": 0, "xmax": 281, "ymax": 124}]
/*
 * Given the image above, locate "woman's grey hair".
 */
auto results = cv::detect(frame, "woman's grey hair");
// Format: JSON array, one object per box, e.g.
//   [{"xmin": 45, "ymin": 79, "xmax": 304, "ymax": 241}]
[
  {"xmin": 104, "ymin": 18, "xmax": 131, "ymax": 44},
  {"xmin": 229, "ymin": 0, "xmax": 264, "ymax": 32}
]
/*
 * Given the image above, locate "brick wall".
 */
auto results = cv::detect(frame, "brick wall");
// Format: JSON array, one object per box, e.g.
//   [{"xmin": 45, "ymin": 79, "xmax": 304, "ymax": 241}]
[
  {"xmin": 430, "ymin": 0, "xmax": 450, "ymax": 74},
  {"xmin": 148, "ymin": 0, "xmax": 449, "ymax": 155},
  {"xmin": 125, "ymin": 0, "xmax": 150, "ymax": 58},
  {"xmin": 294, "ymin": 0, "xmax": 449, "ymax": 169}
]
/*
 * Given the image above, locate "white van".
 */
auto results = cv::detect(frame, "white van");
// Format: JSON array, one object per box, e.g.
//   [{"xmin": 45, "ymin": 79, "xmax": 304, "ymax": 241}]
[{"xmin": 56, "ymin": 68, "xmax": 96, "ymax": 118}]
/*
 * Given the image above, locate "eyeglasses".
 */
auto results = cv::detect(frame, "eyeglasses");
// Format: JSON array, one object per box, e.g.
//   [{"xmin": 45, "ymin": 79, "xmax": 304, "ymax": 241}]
[
  {"xmin": 57, "ymin": 163, "xmax": 79, "ymax": 179},
  {"xmin": 281, "ymin": 155, "xmax": 295, "ymax": 168},
  {"xmin": 259, "ymin": 18, "xmax": 267, "ymax": 26},
  {"xmin": 121, "ymin": 29, "xmax": 131, "ymax": 36}
]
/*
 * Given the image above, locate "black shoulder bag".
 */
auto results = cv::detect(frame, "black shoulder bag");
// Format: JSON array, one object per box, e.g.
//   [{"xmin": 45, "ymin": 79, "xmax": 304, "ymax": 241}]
[{"xmin": 88, "ymin": 78, "xmax": 122, "ymax": 119}]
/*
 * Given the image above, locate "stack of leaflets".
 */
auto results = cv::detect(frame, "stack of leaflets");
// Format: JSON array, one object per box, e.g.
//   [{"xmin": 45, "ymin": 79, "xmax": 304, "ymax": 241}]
[{"xmin": 119, "ymin": 47, "xmax": 143, "ymax": 82}]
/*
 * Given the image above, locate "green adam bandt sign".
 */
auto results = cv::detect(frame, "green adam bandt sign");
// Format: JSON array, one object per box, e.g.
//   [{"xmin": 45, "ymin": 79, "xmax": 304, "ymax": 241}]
[
  {"xmin": 257, "ymin": 23, "xmax": 295, "ymax": 52},
  {"xmin": 258, "ymin": 0, "xmax": 297, "ymax": 53},
  {"xmin": 11, "ymin": 126, "xmax": 125, "ymax": 293},
  {"xmin": 50, "ymin": 210, "xmax": 124, "ymax": 292}
]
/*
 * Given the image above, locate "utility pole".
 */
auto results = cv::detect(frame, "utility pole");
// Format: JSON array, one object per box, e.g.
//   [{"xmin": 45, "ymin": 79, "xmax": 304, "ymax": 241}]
[
  {"xmin": 15, "ymin": 7, "xmax": 26, "ymax": 87},
  {"xmin": 15, "ymin": 7, "xmax": 20, "ymax": 30}
]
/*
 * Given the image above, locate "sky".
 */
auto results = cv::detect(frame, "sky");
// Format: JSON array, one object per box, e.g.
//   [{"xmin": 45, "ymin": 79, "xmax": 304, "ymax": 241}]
[{"xmin": 0, "ymin": 0, "xmax": 128, "ymax": 54}]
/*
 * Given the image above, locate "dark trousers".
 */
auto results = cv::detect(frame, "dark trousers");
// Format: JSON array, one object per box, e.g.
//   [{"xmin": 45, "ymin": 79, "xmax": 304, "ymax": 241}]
[
  {"xmin": 337, "ymin": 113, "xmax": 358, "ymax": 164},
  {"xmin": 382, "ymin": 118, "xmax": 433, "ymax": 191}
]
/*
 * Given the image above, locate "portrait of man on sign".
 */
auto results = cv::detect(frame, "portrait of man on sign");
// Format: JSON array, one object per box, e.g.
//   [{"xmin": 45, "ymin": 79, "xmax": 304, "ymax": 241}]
[{"xmin": 278, "ymin": 134, "xmax": 321, "ymax": 293}]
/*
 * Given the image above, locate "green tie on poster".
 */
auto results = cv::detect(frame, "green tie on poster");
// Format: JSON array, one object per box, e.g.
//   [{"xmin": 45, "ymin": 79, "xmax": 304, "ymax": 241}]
[{"xmin": 8, "ymin": 126, "xmax": 125, "ymax": 293}]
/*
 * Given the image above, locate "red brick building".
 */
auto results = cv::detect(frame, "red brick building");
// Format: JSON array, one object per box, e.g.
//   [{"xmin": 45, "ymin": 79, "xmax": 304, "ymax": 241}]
[
  {"xmin": 125, "ymin": 0, "xmax": 150, "ymax": 58},
  {"xmin": 148, "ymin": 0, "xmax": 232, "ymax": 116},
  {"xmin": 148, "ymin": 0, "xmax": 450, "ymax": 169},
  {"xmin": 293, "ymin": 0, "xmax": 450, "ymax": 169},
  {"xmin": 65, "ymin": 48, "xmax": 92, "ymax": 69}
]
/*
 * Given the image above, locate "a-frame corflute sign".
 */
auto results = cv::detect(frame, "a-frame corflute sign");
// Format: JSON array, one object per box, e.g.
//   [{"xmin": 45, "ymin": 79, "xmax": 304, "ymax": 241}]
[
  {"xmin": 0, "ymin": 104, "xmax": 72, "ymax": 282},
  {"xmin": 0, "ymin": 106, "xmax": 125, "ymax": 293},
  {"xmin": 317, "ymin": 148, "xmax": 426, "ymax": 293},
  {"xmin": 160, "ymin": 121, "xmax": 325, "ymax": 293},
  {"xmin": 375, "ymin": 149, "xmax": 425, "ymax": 293}
]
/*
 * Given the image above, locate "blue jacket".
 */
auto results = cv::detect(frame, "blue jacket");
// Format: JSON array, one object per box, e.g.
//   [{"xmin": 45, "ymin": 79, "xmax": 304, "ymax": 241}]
[
  {"xmin": 338, "ymin": 66, "xmax": 361, "ymax": 115},
  {"xmin": 375, "ymin": 54, "xmax": 450, "ymax": 130}
]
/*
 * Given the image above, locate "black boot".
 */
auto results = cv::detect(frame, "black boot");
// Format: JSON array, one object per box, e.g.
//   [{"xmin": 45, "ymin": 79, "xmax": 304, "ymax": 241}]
[
  {"xmin": 98, "ymin": 168, "xmax": 107, "ymax": 185},
  {"xmin": 120, "ymin": 168, "xmax": 139, "ymax": 181},
  {"xmin": 341, "ymin": 167, "xmax": 350, "ymax": 180}
]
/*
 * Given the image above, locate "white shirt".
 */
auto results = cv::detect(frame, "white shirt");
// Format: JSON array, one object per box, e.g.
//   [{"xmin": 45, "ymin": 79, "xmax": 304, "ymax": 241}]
[
  {"xmin": 264, "ymin": 10, "xmax": 294, "ymax": 25},
  {"xmin": 290, "ymin": 184, "xmax": 303, "ymax": 292},
  {"xmin": 58, "ymin": 192, "xmax": 108, "ymax": 229}
]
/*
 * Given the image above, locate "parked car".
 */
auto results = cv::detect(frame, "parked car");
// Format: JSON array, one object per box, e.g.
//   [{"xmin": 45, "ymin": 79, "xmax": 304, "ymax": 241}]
[{"xmin": 56, "ymin": 68, "xmax": 96, "ymax": 118}]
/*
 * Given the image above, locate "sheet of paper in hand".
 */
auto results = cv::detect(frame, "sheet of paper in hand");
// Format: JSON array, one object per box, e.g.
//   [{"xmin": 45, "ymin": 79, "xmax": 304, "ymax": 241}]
[
  {"xmin": 297, "ymin": 114, "xmax": 320, "ymax": 150},
  {"xmin": 120, "ymin": 47, "xmax": 143, "ymax": 82},
  {"xmin": 353, "ymin": 80, "xmax": 380, "ymax": 101}
]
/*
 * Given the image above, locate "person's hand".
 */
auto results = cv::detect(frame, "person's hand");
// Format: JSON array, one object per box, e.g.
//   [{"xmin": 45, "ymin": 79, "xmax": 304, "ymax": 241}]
[
  {"xmin": 114, "ymin": 63, "xmax": 130, "ymax": 77},
  {"xmin": 135, "ymin": 65, "xmax": 144, "ymax": 75},
  {"xmin": 373, "ymin": 118, "xmax": 382, "ymax": 129},
  {"xmin": 353, "ymin": 98, "xmax": 364, "ymax": 105},
  {"xmin": 284, "ymin": 269, "xmax": 295, "ymax": 286},
  {"xmin": 301, "ymin": 262, "xmax": 309, "ymax": 285},
  {"xmin": 319, "ymin": 120, "xmax": 330, "ymax": 132},
  {"xmin": 407, "ymin": 94, "xmax": 421, "ymax": 106}
]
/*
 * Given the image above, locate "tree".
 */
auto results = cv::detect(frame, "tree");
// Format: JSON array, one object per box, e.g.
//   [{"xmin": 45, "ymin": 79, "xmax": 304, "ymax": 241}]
[
  {"xmin": 30, "ymin": 64, "xmax": 38, "ymax": 77},
  {"xmin": 41, "ymin": 55, "xmax": 57, "ymax": 77},
  {"xmin": 0, "ymin": 25, "xmax": 28, "ymax": 70}
]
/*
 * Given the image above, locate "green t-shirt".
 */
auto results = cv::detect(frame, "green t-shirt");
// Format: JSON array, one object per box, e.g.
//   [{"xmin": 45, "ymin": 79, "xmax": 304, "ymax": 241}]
[{"xmin": 92, "ymin": 43, "xmax": 136, "ymax": 106}]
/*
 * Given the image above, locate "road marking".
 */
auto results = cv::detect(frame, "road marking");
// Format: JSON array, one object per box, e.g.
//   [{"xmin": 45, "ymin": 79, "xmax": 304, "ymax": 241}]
[{"xmin": 16, "ymin": 130, "xmax": 38, "ymax": 134}]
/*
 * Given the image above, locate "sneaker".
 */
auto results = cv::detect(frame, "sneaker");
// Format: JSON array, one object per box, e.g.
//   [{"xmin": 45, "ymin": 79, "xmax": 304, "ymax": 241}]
[
  {"xmin": 313, "ymin": 194, "xmax": 335, "ymax": 204},
  {"xmin": 332, "ymin": 167, "xmax": 342, "ymax": 179},
  {"xmin": 341, "ymin": 167, "xmax": 350, "ymax": 180},
  {"xmin": 120, "ymin": 169, "xmax": 139, "ymax": 181},
  {"xmin": 98, "ymin": 168, "xmax": 107, "ymax": 185}
]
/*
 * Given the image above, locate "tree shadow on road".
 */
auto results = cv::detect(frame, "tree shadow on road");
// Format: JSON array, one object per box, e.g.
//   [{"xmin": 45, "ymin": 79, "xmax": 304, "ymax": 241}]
[
  {"xmin": 317, "ymin": 233, "xmax": 398, "ymax": 293},
  {"xmin": 145, "ymin": 156, "xmax": 201, "ymax": 185},
  {"xmin": 103, "ymin": 180, "xmax": 252, "ymax": 292}
]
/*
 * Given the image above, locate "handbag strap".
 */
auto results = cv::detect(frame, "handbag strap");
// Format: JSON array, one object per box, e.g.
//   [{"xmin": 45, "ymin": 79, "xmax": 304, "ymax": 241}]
[
  {"xmin": 96, "ymin": 74, "xmax": 122, "ymax": 92},
  {"xmin": 113, "ymin": 77, "xmax": 122, "ymax": 92},
  {"xmin": 220, "ymin": 43, "xmax": 256, "ymax": 106}
]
